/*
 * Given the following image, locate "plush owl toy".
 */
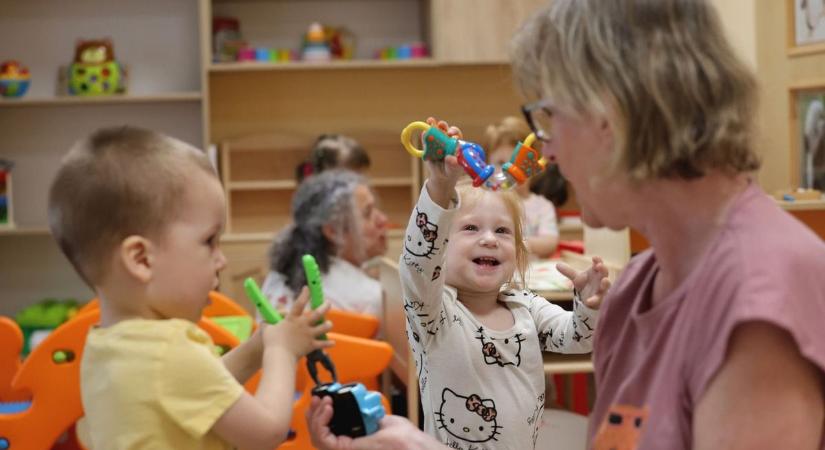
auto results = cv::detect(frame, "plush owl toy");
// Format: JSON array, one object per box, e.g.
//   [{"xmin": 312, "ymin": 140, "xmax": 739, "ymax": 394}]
[{"xmin": 68, "ymin": 39, "xmax": 126, "ymax": 95}]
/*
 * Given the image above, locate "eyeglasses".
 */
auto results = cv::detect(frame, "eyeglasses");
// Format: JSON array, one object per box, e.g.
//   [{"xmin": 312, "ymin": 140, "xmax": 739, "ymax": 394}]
[{"xmin": 520, "ymin": 99, "xmax": 554, "ymax": 143}]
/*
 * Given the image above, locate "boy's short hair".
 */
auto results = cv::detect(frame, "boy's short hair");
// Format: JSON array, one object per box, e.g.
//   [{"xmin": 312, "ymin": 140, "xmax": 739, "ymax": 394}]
[
  {"xmin": 48, "ymin": 126, "xmax": 216, "ymax": 286},
  {"xmin": 456, "ymin": 182, "xmax": 529, "ymax": 289},
  {"xmin": 510, "ymin": 0, "xmax": 760, "ymax": 181}
]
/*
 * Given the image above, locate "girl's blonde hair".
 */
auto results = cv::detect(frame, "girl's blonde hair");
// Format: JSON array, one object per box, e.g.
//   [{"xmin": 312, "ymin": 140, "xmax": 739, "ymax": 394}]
[
  {"xmin": 510, "ymin": 0, "xmax": 760, "ymax": 181},
  {"xmin": 456, "ymin": 181, "xmax": 529, "ymax": 290}
]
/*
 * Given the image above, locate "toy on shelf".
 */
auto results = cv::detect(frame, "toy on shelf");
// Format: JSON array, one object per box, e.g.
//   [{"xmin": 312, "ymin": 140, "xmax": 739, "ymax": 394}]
[
  {"xmin": 302, "ymin": 22, "xmax": 332, "ymax": 62},
  {"xmin": 325, "ymin": 26, "xmax": 355, "ymax": 60},
  {"xmin": 67, "ymin": 39, "xmax": 126, "ymax": 96},
  {"xmin": 0, "ymin": 160, "xmax": 13, "ymax": 228},
  {"xmin": 0, "ymin": 61, "xmax": 30, "ymax": 98},
  {"xmin": 401, "ymin": 120, "xmax": 547, "ymax": 191},
  {"xmin": 15, "ymin": 299, "xmax": 82, "ymax": 356},
  {"xmin": 375, "ymin": 42, "xmax": 428, "ymax": 60},
  {"xmin": 213, "ymin": 16, "xmax": 245, "ymax": 63}
]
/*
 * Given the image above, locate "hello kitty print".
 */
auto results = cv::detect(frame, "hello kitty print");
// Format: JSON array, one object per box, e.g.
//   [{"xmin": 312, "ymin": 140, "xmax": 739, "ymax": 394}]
[{"xmin": 436, "ymin": 388, "xmax": 502, "ymax": 445}]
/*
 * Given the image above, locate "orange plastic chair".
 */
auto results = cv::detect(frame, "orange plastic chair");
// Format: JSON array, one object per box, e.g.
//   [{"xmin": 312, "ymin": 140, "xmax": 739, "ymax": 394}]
[
  {"xmin": 325, "ymin": 309, "xmax": 380, "ymax": 339},
  {"xmin": 77, "ymin": 291, "xmax": 249, "ymax": 319},
  {"xmin": 0, "ymin": 309, "xmax": 241, "ymax": 450},
  {"xmin": 283, "ymin": 332, "xmax": 393, "ymax": 449},
  {"xmin": 0, "ymin": 317, "xmax": 28, "ymax": 402},
  {"xmin": 2, "ymin": 291, "xmax": 393, "ymax": 450}
]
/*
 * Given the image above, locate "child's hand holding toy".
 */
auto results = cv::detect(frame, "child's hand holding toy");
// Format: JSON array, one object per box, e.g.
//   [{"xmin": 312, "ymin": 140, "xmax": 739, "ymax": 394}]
[
  {"xmin": 401, "ymin": 116, "xmax": 546, "ymax": 192},
  {"xmin": 262, "ymin": 286, "xmax": 334, "ymax": 361},
  {"xmin": 422, "ymin": 117, "xmax": 466, "ymax": 208}
]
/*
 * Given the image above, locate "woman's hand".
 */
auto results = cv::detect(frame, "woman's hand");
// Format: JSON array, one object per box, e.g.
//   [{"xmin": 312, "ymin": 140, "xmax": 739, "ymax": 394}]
[{"xmin": 307, "ymin": 396, "xmax": 447, "ymax": 450}]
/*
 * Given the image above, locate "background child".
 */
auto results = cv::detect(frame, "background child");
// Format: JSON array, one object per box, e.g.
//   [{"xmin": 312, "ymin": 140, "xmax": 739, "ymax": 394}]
[
  {"xmin": 295, "ymin": 133, "xmax": 371, "ymax": 182},
  {"xmin": 485, "ymin": 116, "xmax": 564, "ymax": 258},
  {"xmin": 400, "ymin": 119, "xmax": 610, "ymax": 449},
  {"xmin": 48, "ymin": 126, "xmax": 333, "ymax": 450}
]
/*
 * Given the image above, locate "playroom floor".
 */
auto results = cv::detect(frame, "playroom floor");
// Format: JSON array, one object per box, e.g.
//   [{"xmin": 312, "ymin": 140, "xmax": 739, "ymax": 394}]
[{"xmin": 536, "ymin": 408, "xmax": 589, "ymax": 450}]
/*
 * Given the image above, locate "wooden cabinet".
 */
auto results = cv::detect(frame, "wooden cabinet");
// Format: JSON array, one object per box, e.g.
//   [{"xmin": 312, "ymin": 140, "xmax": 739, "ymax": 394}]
[
  {"xmin": 0, "ymin": 0, "xmax": 205, "ymax": 315},
  {"xmin": 430, "ymin": 0, "xmax": 550, "ymax": 63},
  {"xmin": 0, "ymin": 0, "xmax": 549, "ymax": 315}
]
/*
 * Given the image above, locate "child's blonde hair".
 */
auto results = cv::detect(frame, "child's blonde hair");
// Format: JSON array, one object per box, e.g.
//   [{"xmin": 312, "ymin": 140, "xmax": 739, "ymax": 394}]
[
  {"xmin": 456, "ymin": 181, "xmax": 529, "ymax": 289},
  {"xmin": 484, "ymin": 116, "xmax": 532, "ymax": 153},
  {"xmin": 48, "ymin": 126, "xmax": 216, "ymax": 286}
]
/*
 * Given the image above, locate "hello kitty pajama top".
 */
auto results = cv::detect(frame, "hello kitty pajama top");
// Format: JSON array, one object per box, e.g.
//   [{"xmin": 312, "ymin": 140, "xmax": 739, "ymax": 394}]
[{"xmin": 400, "ymin": 184, "xmax": 599, "ymax": 450}]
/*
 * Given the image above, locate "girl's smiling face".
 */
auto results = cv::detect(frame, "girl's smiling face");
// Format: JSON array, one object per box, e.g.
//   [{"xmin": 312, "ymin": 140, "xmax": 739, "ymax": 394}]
[{"xmin": 445, "ymin": 192, "xmax": 517, "ymax": 295}]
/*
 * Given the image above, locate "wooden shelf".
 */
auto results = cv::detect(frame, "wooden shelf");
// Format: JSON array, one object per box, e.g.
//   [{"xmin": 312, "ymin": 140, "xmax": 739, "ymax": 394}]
[
  {"xmin": 221, "ymin": 227, "xmax": 405, "ymax": 244},
  {"xmin": 543, "ymin": 353, "xmax": 594, "ymax": 375},
  {"xmin": 0, "ymin": 227, "xmax": 51, "ymax": 236},
  {"xmin": 208, "ymin": 59, "xmax": 509, "ymax": 73},
  {"xmin": 221, "ymin": 232, "xmax": 274, "ymax": 243},
  {"xmin": 370, "ymin": 177, "xmax": 414, "ymax": 187},
  {"xmin": 0, "ymin": 92, "xmax": 202, "ymax": 108},
  {"xmin": 777, "ymin": 199, "xmax": 825, "ymax": 211},
  {"xmin": 227, "ymin": 180, "xmax": 296, "ymax": 191}
]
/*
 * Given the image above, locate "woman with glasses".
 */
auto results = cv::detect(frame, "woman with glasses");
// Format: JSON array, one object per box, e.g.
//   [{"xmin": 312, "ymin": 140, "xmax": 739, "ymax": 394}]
[{"xmin": 308, "ymin": 0, "xmax": 825, "ymax": 448}]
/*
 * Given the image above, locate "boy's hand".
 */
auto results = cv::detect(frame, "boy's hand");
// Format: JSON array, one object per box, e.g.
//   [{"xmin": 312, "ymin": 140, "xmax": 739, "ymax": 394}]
[
  {"xmin": 262, "ymin": 287, "xmax": 333, "ymax": 360},
  {"xmin": 423, "ymin": 117, "xmax": 465, "ymax": 206},
  {"xmin": 556, "ymin": 256, "xmax": 611, "ymax": 309}
]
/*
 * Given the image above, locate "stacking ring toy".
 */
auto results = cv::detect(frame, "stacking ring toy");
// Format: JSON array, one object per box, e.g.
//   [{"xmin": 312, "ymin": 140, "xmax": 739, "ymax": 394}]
[{"xmin": 400, "ymin": 120, "xmax": 548, "ymax": 191}]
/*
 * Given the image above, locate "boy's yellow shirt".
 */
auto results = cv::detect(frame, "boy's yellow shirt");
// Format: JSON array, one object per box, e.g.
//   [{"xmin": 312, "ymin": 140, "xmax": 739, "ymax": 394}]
[{"xmin": 80, "ymin": 318, "xmax": 244, "ymax": 449}]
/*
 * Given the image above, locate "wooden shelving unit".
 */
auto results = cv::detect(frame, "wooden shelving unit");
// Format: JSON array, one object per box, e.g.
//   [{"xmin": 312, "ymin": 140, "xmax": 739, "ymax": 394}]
[
  {"xmin": 1, "ymin": 0, "xmax": 550, "ymax": 310},
  {"xmin": 0, "ymin": 0, "xmax": 205, "ymax": 315}
]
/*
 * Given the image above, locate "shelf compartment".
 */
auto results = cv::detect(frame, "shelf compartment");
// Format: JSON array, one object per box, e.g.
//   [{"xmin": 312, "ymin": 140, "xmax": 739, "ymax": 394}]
[
  {"xmin": 210, "ymin": 0, "xmax": 429, "ymax": 61},
  {"xmin": 228, "ymin": 188, "xmax": 294, "ymax": 234},
  {"xmin": 375, "ymin": 185, "xmax": 417, "ymax": 230}
]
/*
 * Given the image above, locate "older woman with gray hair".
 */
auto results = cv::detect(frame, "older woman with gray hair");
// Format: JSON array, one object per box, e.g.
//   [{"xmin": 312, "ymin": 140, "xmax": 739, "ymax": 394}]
[{"xmin": 262, "ymin": 170, "xmax": 388, "ymax": 318}]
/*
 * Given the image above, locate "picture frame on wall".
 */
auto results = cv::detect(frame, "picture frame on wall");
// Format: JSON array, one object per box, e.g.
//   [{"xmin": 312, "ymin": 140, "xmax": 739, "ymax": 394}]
[
  {"xmin": 788, "ymin": 0, "xmax": 825, "ymax": 56},
  {"xmin": 790, "ymin": 81, "xmax": 825, "ymax": 191}
]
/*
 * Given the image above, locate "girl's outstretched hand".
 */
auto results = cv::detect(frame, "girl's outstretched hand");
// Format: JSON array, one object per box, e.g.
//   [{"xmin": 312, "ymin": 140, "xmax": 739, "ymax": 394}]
[{"xmin": 556, "ymin": 256, "xmax": 611, "ymax": 309}]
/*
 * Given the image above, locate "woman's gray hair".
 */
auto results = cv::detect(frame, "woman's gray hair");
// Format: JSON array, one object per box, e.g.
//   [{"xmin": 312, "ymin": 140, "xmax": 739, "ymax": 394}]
[{"xmin": 269, "ymin": 170, "xmax": 365, "ymax": 293}]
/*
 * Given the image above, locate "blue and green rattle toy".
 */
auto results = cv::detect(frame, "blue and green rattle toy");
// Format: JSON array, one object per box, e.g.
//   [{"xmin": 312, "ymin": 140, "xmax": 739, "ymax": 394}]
[
  {"xmin": 244, "ymin": 254, "xmax": 385, "ymax": 437},
  {"xmin": 400, "ymin": 120, "xmax": 547, "ymax": 191}
]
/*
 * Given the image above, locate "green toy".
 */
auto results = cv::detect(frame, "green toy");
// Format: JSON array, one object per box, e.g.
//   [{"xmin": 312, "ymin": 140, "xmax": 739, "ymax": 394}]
[
  {"xmin": 68, "ymin": 39, "xmax": 126, "ymax": 96},
  {"xmin": 245, "ymin": 277, "xmax": 283, "ymax": 325},
  {"xmin": 16, "ymin": 299, "xmax": 81, "ymax": 356}
]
